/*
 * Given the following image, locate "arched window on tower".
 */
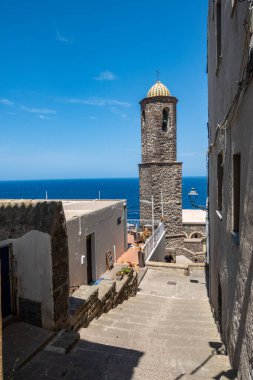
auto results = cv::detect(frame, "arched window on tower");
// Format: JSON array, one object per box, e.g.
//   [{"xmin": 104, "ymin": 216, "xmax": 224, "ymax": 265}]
[
  {"xmin": 162, "ymin": 108, "xmax": 169, "ymax": 132},
  {"xmin": 142, "ymin": 111, "xmax": 145, "ymax": 128}
]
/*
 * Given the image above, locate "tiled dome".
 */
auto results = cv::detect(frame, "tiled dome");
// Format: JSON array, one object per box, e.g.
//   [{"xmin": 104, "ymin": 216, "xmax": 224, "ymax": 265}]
[{"xmin": 147, "ymin": 81, "xmax": 171, "ymax": 97}]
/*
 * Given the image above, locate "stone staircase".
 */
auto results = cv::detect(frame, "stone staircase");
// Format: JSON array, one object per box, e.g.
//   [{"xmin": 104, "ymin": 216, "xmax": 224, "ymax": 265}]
[
  {"xmin": 75, "ymin": 268, "xmax": 234, "ymax": 380},
  {"xmin": 12, "ymin": 268, "xmax": 235, "ymax": 380}
]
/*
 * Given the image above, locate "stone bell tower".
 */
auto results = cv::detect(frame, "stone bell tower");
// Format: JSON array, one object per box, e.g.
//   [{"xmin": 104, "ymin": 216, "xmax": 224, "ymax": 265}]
[{"xmin": 139, "ymin": 80, "xmax": 183, "ymax": 256}]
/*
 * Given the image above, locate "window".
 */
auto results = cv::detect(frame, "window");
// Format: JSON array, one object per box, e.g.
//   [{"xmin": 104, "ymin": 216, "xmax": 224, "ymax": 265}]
[
  {"xmin": 162, "ymin": 108, "xmax": 169, "ymax": 132},
  {"xmin": 141, "ymin": 110, "xmax": 145, "ymax": 129},
  {"xmin": 216, "ymin": 0, "xmax": 222, "ymax": 64},
  {"xmin": 217, "ymin": 154, "xmax": 223, "ymax": 211},
  {"xmin": 190, "ymin": 232, "xmax": 203, "ymax": 239},
  {"xmin": 233, "ymin": 154, "xmax": 241, "ymax": 233}
]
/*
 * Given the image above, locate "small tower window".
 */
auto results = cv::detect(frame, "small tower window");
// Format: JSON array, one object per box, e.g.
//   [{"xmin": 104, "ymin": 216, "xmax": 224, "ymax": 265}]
[
  {"xmin": 142, "ymin": 111, "xmax": 145, "ymax": 128},
  {"xmin": 162, "ymin": 108, "xmax": 169, "ymax": 132}
]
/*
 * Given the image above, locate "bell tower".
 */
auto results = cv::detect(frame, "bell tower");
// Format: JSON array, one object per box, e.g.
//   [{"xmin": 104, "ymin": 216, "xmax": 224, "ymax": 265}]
[{"xmin": 139, "ymin": 80, "xmax": 183, "ymax": 256}]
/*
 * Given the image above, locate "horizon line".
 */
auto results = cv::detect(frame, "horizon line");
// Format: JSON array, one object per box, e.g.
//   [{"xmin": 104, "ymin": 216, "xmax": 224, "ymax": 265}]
[{"xmin": 0, "ymin": 175, "xmax": 207, "ymax": 182}]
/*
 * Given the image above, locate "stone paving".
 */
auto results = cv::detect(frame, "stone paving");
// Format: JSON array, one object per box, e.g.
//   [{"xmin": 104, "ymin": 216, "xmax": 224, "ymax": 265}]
[{"xmin": 12, "ymin": 268, "xmax": 235, "ymax": 380}]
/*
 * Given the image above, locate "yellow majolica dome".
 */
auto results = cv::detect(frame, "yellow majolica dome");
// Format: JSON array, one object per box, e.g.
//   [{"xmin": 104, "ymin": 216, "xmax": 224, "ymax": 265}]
[{"xmin": 147, "ymin": 80, "xmax": 171, "ymax": 97}]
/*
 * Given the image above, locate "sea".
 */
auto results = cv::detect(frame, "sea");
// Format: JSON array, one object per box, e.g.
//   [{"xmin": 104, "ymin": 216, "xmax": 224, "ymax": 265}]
[{"xmin": 0, "ymin": 177, "xmax": 207, "ymax": 220}]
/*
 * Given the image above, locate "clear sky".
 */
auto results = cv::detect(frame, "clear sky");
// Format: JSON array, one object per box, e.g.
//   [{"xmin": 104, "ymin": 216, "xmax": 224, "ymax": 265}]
[{"xmin": 0, "ymin": 0, "xmax": 208, "ymax": 180}]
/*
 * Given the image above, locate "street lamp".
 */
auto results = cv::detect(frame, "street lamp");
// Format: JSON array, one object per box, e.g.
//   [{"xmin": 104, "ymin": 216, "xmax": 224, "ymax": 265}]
[{"xmin": 188, "ymin": 187, "xmax": 206, "ymax": 210}]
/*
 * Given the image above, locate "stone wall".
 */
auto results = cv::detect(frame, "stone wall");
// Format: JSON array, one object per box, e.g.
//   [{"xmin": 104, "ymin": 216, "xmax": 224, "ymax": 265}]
[
  {"xmin": 183, "ymin": 239, "xmax": 205, "ymax": 254},
  {"xmin": 140, "ymin": 97, "xmax": 177, "ymax": 162},
  {"xmin": 0, "ymin": 201, "xmax": 69, "ymax": 331},
  {"xmin": 139, "ymin": 162, "xmax": 182, "ymax": 232},
  {"xmin": 208, "ymin": 0, "xmax": 253, "ymax": 378},
  {"xmin": 139, "ymin": 162, "xmax": 183, "ymax": 255},
  {"xmin": 139, "ymin": 92, "xmax": 184, "ymax": 258},
  {"xmin": 182, "ymin": 224, "xmax": 206, "ymax": 239},
  {"xmin": 69, "ymin": 269, "xmax": 138, "ymax": 331},
  {"xmin": 181, "ymin": 248, "xmax": 206, "ymax": 264}
]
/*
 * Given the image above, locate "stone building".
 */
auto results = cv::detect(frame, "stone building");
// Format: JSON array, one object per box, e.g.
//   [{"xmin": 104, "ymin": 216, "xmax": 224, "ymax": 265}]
[
  {"xmin": 0, "ymin": 199, "xmax": 126, "ymax": 330},
  {"xmin": 208, "ymin": 0, "xmax": 253, "ymax": 378},
  {"xmin": 139, "ymin": 81, "xmax": 184, "ymax": 257}
]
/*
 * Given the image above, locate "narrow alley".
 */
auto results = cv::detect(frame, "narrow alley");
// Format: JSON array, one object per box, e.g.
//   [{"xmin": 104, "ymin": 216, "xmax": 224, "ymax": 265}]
[{"xmin": 12, "ymin": 267, "xmax": 234, "ymax": 380}]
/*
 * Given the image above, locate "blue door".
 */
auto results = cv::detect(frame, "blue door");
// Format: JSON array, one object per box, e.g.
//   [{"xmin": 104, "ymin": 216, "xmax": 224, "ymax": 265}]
[{"xmin": 0, "ymin": 246, "xmax": 12, "ymax": 318}]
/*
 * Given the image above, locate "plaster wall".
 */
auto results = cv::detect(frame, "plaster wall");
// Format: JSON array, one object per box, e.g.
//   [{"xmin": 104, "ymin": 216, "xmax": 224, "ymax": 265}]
[
  {"xmin": 67, "ymin": 201, "xmax": 126, "ymax": 286},
  {"xmin": 8, "ymin": 231, "xmax": 54, "ymax": 329},
  {"xmin": 0, "ymin": 201, "xmax": 69, "ymax": 331},
  {"xmin": 208, "ymin": 1, "xmax": 253, "ymax": 378}
]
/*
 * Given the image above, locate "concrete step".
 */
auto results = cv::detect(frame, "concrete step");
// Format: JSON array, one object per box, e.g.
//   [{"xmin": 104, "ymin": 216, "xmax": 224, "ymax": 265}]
[
  {"xmin": 104, "ymin": 308, "xmax": 215, "ymax": 322},
  {"xmin": 74, "ymin": 340, "xmax": 230, "ymax": 376},
  {"xmin": 91, "ymin": 317, "xmax": 218, "ymax": 334},
  {"xmin": 80, "ymin": 325, "xmax": 222, "ymax": 346}
]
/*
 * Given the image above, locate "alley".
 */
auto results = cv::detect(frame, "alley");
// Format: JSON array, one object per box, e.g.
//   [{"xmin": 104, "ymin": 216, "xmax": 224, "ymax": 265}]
[{"xmin": 13, "ymin": 268, "xmax": 233, "ymax": 380}]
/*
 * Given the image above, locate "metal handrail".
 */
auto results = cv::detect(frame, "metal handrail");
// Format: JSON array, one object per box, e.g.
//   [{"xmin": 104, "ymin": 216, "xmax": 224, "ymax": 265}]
[{"xmin": 143, "ymin": 222, "xmax": 165, "ymax": 262}]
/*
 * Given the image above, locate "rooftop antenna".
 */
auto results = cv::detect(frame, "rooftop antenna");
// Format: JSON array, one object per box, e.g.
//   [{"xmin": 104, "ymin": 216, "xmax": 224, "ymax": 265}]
[{"xmin": 156, "ymin": 70, "xmax": 160, "ymax": 81}]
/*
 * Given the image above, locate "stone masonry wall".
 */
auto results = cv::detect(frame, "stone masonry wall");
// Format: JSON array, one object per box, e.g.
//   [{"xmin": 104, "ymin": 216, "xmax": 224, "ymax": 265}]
[
  {"xmin": 208, "ymin": 1, "xmax": 253, "ymax": 378},
  {"xmin": 139, "ymin": 94, "xmax": 184, "ymax": 257},
  {"xmin": 69, "ymin": 269, "xmax": 138, "ymax": 331},
  {"xmin": 182, "ymin": 224, "xmax": 206, "ymax": 239},
  {"xmin": 183, "ymin": 240, "xmax": 205, "ymax": 254},
  {"xmin": 139, "ymin": 162, "xmax": 182, "ymax": 233},
  {"xmin": 0, "ymin": 201, "xmax": 69, "ymax": 331},
  {"xmin": 141, "ymin": 97, "xmax": 177, "ymax": 163}
]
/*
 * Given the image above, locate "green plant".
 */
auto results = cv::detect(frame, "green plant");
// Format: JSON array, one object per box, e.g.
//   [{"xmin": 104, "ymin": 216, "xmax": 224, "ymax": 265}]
[{"xmin": 120, "ymin": 267, "xmax": 131, "ymax": 275}]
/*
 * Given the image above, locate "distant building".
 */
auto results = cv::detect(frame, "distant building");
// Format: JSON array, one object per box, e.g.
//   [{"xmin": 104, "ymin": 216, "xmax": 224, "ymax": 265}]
[
  {"xmin": 0, "ymin": 199, "xmax": 127, "ymax": 330},
  {"xmin": 208, "ymin": 0, "xmax": 253, "ymax": 378}
]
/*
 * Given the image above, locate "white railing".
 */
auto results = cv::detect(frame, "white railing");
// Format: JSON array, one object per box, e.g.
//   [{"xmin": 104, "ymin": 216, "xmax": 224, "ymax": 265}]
[
  {"xmin": 127, "ymin": 219, "xmax": 161, "ymax": 229},
  {"xmin": 143, "ymin": 222, "xmax": 165, "ymax": 262}
]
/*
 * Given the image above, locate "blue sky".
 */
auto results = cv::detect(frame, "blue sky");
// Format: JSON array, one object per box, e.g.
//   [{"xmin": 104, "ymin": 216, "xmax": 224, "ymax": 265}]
[{"xmin": 0, "ymin": 0, "xmax": 208, "ymax": 180}]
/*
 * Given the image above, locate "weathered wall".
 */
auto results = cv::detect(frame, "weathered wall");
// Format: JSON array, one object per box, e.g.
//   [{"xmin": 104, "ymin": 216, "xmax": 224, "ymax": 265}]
[
  {"xmin": 139, "ymin": 162, "xmax": 183, "ymax": 254},
  {"xmin": 141, "ymin": 97, "xmax": 177, "ymax": 162},
  {"xmin": 182, "ymin": 224, "xmax": 206, "ymax": 239},
  {"xmin": 183, "ymin": 239, "xmax": 204, "ymax": 254},
  {"xmin": 208, "ymin": 1, "xmax": 253, "ymax": 378},
  {"xmin": 139, "ymin": 94, "xmax": 183, "ymax": 257},
  {"xmin": 69, "ymin": 269, "xmax": 138, "ymax": 331},
  {"xmin": 12, "ymin": 231, "xmax": 54, "ymax": 329},
  {"xmin": 67, "ymin": 201, "xmax": 126, "ymax": 287},
  {"xmin": 0, "ymin": 201, "xmax": 69, "ymax": 331}
]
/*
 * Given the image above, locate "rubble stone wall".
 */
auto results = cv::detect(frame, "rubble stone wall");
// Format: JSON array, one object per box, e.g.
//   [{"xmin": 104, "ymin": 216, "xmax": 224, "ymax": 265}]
[
  {"xmin": 140, "ymin": 97, "xmax": 177, "ymax": 163},
  {"xmin": 69, "ymin": 269, "xmax": 138, "ymax": 331},
  {"xmin": 182, "ymin": 224, "xmax": 206, "ymax": 239},
  {"xmin": 139, "ymin": 162, "xmax": 183, "ymax": 255},
  {"xmin": 0, "ymin": 201, "xmax": 69, "ymax": 331}
]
